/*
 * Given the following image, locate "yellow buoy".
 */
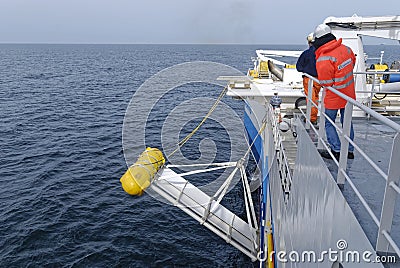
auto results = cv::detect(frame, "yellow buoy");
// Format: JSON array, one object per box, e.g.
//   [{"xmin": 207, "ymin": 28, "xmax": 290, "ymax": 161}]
[{"xmin": 120, "ymin": 147, "xmax": 165, "ymax": 196}]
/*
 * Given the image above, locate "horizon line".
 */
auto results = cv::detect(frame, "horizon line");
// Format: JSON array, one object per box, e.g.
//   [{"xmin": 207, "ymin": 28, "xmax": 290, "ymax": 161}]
[
  {"xmin": 0, "ymin": 42, "xmax": 396, "ymax": 46},
  {"xmin": 0, "ymin": 42, "xmax": 304, "ymax": 45}
]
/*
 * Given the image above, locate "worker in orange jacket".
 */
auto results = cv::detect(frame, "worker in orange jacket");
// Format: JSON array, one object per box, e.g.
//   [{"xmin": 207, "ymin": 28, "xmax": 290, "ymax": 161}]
[
  {"xmin": 313, "ymin": 24, "xmax": 355, "ymax": 160},
  {"xmin": 296, "ymin": 33, "xmax": 321, "ymax": 125}
]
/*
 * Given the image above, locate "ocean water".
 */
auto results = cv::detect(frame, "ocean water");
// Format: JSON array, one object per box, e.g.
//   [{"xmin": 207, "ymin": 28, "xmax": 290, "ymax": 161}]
[{"xmin": 0, "ymin": 44, "xmax": 399, "ymax": 267}]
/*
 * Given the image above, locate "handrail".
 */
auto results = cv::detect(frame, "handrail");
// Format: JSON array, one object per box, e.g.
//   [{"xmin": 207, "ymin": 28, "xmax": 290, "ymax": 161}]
[
  {"xmin": 339, "ymin": 169, "xmax": 381, "ymax": 226},
  {"xmin": 382, "ymin": 230, "xmax": 400, "ymax": 258},
  {"xmin": 268, "ymin": 103, "xmax": 293, "ymax": 195},
  {"xmin": 299, "ymin": 87, "xmax": 390, "ymax": 181},
  {"xmin": 390, "ymin": 181, "xmax": 400, "ymax": 194},
  {"xmin": 301, "ymin": 73, "xmax": 400, "ymax": 256},
  {"xmin": 354, "ymin": 71, "xmax": 400, "ymax": 75},
  {"xmin": 341, "ymin": 135, "xmax": 388, "ymax": 181},
  {"xmin": 304, "ymin": 74, "xmax": 400, "ymax": 133}
]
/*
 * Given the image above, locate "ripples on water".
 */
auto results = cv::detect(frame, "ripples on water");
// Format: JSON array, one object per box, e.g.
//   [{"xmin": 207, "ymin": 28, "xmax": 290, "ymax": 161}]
[{"xmin": 0, "ymin": 44, "xmax": 397, "ymax": 267}]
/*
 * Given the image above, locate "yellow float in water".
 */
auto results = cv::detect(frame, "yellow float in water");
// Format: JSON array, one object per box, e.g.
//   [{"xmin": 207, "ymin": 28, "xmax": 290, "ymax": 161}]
[{"xmin": 120, "ymin": 147, "xmax": 165, "ymax": 196}]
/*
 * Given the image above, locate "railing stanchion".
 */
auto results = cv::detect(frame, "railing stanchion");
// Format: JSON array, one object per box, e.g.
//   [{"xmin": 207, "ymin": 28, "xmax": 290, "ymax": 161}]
[
  {"xmin": 302, "ymin": 74, "xmax": 400, "ymax": 255},
  {"xmin": 305, "ymin": 78, "xmax": 313, "ymax": 129},
  {"xmin": 368, "ymin": 73, "xmax": 377, "ymax": 120},
  {"xmin": 337, "ymin": 102, "xmax": 353, "ymax": 185},
  {"xmin": 376, "ymin": 133, "xmax": 400, "ymax": 253},
  {"xmin": 317, "ymin": 88, "xmax": 326, "ymax": 150}
]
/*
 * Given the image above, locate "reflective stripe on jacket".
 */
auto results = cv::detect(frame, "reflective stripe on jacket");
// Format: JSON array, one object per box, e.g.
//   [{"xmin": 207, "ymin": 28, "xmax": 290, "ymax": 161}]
[{"xmin": 315, "ymin": 38, "xmax": 356, "ymax": 109}]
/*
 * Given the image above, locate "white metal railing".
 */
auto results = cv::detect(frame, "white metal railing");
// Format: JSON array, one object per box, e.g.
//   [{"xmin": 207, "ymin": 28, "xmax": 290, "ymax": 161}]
[
  {"xmin": 303, "ymin": 73, "xmax": 400, "ymax": 257},
  {"xmin": 268, "ymin": 104, "xmax": 293, "ymax": 198},
  {"xmin": 353, "ymin": 71, "xmax": 400, "ymax": 116}
]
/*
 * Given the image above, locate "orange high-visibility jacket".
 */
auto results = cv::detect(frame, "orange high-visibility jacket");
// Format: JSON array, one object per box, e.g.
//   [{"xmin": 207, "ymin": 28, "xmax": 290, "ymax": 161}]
[{"xmin": 315, "ymin": 38, "xmax": 356, "ymax": 109}]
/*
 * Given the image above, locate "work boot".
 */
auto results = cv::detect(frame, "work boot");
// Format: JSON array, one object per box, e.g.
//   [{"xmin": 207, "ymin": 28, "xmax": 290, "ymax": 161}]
[
  {"xmin": 311, "ymin": 120, "xmax": 319, "ymax": 129},
  {"xmin": 302, "ymin": 117, "xmax": 319, "ymax": 129},
  {"xmin": 320, "ymin": 149, "xmax": 340, "ymax": 160}
]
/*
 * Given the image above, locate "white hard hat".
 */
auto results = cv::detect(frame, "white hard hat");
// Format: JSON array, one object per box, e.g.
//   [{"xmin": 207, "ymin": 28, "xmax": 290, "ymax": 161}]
[
  {"xmin": 314, "ymin": 24, "xmax": 331, "ymax": 38},
  {"xmin": 307, "ymin": 32, "xmax": 315, "ymax": 43}
]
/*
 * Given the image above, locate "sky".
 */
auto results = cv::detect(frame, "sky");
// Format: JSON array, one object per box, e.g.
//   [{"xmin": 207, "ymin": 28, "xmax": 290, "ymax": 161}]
[{"xmin": 0, "ymin": 0, "xmax": 399, "ymax": 44}]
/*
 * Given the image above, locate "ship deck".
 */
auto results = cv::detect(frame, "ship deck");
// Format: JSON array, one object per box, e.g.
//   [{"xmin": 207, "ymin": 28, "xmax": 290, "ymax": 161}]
[
  {"xmin": 286, "ymin": 114, "xmax": 400, "ymax": 264},
  {"xmin": 323, "ymin": 117, "xmax": 400, "ymax": 250}
]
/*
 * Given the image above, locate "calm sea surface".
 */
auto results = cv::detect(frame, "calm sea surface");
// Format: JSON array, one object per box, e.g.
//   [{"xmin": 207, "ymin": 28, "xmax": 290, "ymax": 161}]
[{"xmin": 0, "ymin": 44, "xmax": 398, "ymax": 267}]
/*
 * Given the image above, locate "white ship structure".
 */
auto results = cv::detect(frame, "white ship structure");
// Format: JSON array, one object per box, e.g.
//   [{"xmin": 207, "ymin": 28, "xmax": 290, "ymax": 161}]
[{"xmin": 120, "ymin": 15, "xmax": 400, "ymax": 267}]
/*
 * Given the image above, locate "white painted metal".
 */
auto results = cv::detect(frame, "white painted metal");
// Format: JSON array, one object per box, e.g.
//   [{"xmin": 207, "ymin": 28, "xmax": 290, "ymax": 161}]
[
  {"xmin": 339, "ymin": 168, "xmax": 381, "ymax": 226},
  {"xmin": 390, "ymin": 181, "xmax": 400, "ymax": 195},
  {"xmin": 324, "ymin": 15, "xmax": 400, "ymax": 40},
  {"xmin": 305, "ymin": 78, "xmax": 313, "ymax": 129},
  {"xmin": 256, "ymin": 50, "xmax": 302, "ymax": 67},
  {"xmin": 256, "ymin": 50, "xmax": 302, "ymax": 59},
  {"xmin": 300, "ymin": 74, "xmax": 400, "ymax": 256},
  {"xmin": 150, "ymin": 168, "xmax": 258, "ymax": 261},
  {"xmin": 377, "ymin": 133, "xmax": 400, "ymax": 254},
  {"xmin": 327, "ymin": 15, "xmax": 400, "ymax": 104},
  {"xmin": 240, "ymin": 166, "xmax": 258, "ymax": 229},
  {"xmin": 337, "ymin": 102, "xmax": 353, "ymax": 185},
  {"xmin": 167, "ymin": 162, "xmax": 237, "ymax": 168},
  {"xmin": 270, "ymin": 119, "xmax": 384, "ymax": 267},
  {"xmin": 342, "ymin": 136, "xmax": 389, "ymax": 181},
  {"xmin": 306, "ymin": 75, "xmax": 400, "ymax": 132},
  {"xmin": 317, "ymin": 88, "xmax": 327, "ymax": 149},
  {"xmin": 382, "ymin": 230, "xmax": 400, "ymax": 257}
]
